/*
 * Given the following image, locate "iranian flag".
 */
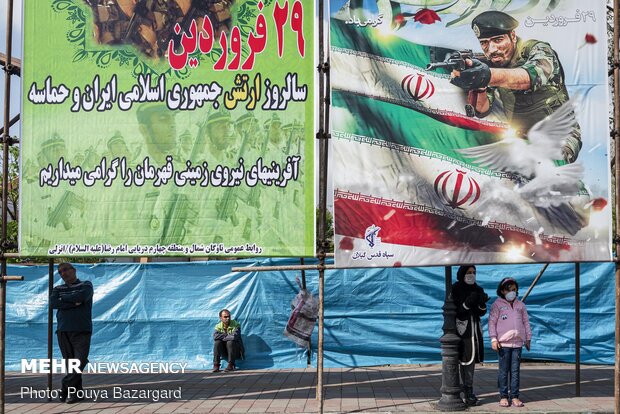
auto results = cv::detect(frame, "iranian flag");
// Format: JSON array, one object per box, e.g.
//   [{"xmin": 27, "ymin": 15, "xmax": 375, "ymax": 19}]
[{"xmin": 330, "ymin": 18, "xmax": 608, "ymax": 268}]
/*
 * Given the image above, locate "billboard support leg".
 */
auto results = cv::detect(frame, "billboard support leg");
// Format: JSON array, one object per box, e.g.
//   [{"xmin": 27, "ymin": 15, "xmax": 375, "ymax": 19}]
[
  {"xmin": 575, "ymin": 263, "xmax": 581, "ymax": 397},
  {"xmin": 47, "ymin": 259, "xmax": 54, "ymax": 400}
]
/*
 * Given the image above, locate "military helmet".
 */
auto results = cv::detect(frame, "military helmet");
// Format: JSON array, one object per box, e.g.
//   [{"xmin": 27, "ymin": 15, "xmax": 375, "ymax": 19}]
[
  {"xmin": 263, "ymin": 113, "xmax": 281, "ymax": 128},
  {"xmin": 206, "ymin": 110, "xmax": 232, "ymax": 127},
  {"xmin": 40, "ymin": 133, "xmax": 65, "ymax": 152},
  {"xmin": 292, "ymin": 119, "xmax": 303, "ymax": 131},
  {"xmin": 472, "ymin": 11, "xmax": 518, "ymax": 39},
  {"xmin": 107, "ymin": 131, "xmax": 125, "ymax": 150},
  {"xmin": 136, "ymin": 102, "xmax": 173, "ymax": 124},
  {"xmin": 282, "ymin": 123, "xmax": 293, "ymax": 132},
  {"xmin": 235, "ymin": 111, "xmax": 256, "ymax": 125}
]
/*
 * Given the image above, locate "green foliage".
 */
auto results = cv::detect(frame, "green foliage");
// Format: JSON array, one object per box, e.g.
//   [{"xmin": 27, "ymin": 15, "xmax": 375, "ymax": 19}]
[{"xmin": 316, "ymin": 208, "xmax": 334, "ymax": 253}]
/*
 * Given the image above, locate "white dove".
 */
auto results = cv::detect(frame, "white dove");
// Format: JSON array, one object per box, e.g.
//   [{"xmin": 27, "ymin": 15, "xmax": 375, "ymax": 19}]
[{"xmin": 458, "ymin": 99, "xmax": 587, "ymax": 235}]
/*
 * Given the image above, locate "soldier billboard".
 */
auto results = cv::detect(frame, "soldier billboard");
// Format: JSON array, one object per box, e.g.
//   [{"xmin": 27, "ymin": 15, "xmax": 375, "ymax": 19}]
[
  {"xmin": 331, "ymin": 1, "xmax": 611, "ymax": 266},
  {"xmin": 21, "ymin": 0, "xmax": 315, "ymax": 257}
]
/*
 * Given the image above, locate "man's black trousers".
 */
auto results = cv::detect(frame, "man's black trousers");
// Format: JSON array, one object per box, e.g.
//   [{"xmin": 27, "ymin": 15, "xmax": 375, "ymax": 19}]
[
  {"xmin": 213, "ymin": 340, "xmax": 242, "ymax": 364},
  {"xmin": 57, "ymin": 331, "xmax": 91, "ymax": 395}
]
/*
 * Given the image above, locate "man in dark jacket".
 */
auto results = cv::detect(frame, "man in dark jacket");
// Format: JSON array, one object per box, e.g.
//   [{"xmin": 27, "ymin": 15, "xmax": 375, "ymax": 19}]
[
  {"xmin": 452, "ymin": 265, "xmax": 489, "ymax": 406},
  {"xmin": 50, "ymin": 263, "xmax": 94, "ymax": 404},
  {"xmin": 212, "ymin": 309, "xmax": 244, "ymax": 372}
]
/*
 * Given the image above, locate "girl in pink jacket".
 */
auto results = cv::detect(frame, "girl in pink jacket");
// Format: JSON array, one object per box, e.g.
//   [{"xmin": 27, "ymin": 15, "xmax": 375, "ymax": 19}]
[{"xmin": 488, "ymin": 277, "xmax": 532, "ymax": 408}]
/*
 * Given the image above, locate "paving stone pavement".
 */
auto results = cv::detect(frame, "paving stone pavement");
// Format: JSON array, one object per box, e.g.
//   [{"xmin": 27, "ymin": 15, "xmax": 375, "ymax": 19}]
[{"xmin": 4, "ymin": 363, "xmax": 614, "ymax": 413}]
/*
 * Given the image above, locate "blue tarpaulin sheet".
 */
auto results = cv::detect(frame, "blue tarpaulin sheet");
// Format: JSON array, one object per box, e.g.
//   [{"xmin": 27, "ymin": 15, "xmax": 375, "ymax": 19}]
[{"xmin": 5, "ymin": 260, "xmax": 614, "ymax": 371}]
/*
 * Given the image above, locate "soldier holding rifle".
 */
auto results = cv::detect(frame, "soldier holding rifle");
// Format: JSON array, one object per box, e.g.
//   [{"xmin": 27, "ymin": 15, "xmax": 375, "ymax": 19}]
[{"xmin": 446, "ymin": 11, "xmax": 581, "ymax": 163}]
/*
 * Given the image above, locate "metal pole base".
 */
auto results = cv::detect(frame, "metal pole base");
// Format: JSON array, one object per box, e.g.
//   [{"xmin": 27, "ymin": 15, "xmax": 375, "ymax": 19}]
[
  {"xmin": 438, "ymin": 332, "xmax": 467, "ymax": 411},
  {"xmin": 438, "ymin": 266, "xmax": 466, "ymax": 412}
]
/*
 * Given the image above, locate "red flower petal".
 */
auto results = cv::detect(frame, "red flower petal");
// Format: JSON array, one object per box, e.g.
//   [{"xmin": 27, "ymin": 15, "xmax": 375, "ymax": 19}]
[
  {"xmin": 394, "ymin": 13, "xmax": 405, "ymax": 27},
  {"xmin": 414, "ymin": 8, "xmax": 441, "ymax": 25},
  {"xmin": 339, "ymin": 237, "xmax": 354, "ymax": 251},
  {"xmin": 591, "ymin": 197, "xmax": 607, "ymax": 211},
  {"xmin": 585, "ymin": 33, "xmax": 597, "ymax": 44}
]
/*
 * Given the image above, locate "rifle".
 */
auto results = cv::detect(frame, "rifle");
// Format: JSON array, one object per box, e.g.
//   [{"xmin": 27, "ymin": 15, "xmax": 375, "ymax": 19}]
[
  {"xmin": 426, "ymin": 49, "xmax": 488, "ymax": 72},
  {"xmin": 284, "ymin": 125, "xmax": 295, "ymax": 155},
  {"xmin": 272, "ymin": 126, "xmax": 296, "ymax": 219},
  {"xmin": 215, "ymin": 127, "xmax": 251, "ymax": 227},
  {"xmin": 159, "ymin": 193, "xmax": 198, "ymax": 245},
  {"xmin": 293, "ymin": 124, "xmax": 303, "ymax": 207},
  {"xmin": 46, "ymin": 191, "xmax": 85, "ymax": 231},
  {"xmin": 427, "ymin": 49, "xmax": 490, "ymax": 117},
  {"xmin": 125, "ymin": 0, "xmax": 190, "ymax": 56},
  {"xmin": 245, "ymin": 131, "xmax": 270, "ymax": 211},
  {"xmin": 155, "ymin": 112, "xmax": 212, "ymax": 246},
  {"xmin": 124, "ymin": 0, "xmax": 150, "ymax": 43},
  {"xmin": 130, "ymin": 0, "xmax": 228, "ymax": 58}
]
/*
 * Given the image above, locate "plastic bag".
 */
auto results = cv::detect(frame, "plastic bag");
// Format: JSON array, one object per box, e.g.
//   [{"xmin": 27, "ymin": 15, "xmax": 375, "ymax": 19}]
[{"xmin": 283, "ymin": 278, "xmax": 318, "ymax": 348}]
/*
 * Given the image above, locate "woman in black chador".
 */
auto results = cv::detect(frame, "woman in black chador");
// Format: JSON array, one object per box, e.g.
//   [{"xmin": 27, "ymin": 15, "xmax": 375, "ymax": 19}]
[{"xmin": 452, "ymin": 265, "xmax": 489, "ymax": 406}]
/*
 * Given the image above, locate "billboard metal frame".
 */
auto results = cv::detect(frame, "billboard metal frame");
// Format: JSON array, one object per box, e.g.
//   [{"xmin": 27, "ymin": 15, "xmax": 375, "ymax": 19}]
[{"xmin": 1, "ymin": 1, "xmax": 619, "ymax": 414}]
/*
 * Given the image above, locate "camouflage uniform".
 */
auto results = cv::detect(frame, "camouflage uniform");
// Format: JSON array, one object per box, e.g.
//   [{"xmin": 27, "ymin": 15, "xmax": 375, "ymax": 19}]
[
  {"xmin": 25, "ymin": 135, "xmax": 87, "ymax": 253},
  {"xmin": 485, "ymin": 37, "xmax": 582, "ymax": 162},
  {"xmin": 136, "ymin": 0, "xmax": 187, "ymax": 58},
  {"xmin": 84, "ymin": 0, "xmax": 235, "ymax": 59},
  {"xmin": 83, "ymin": 0, "xmax": 131, "ymax": 44}
]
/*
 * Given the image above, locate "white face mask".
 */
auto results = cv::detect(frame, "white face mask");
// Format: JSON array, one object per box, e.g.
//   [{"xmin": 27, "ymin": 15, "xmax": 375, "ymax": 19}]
[
  {"xmin": 505, "ymin": 291, "xmax": 517, "ymax": 301},
  {"xmin": 464, "ymin": 274, "xmax": 476, "ymax": 285}
]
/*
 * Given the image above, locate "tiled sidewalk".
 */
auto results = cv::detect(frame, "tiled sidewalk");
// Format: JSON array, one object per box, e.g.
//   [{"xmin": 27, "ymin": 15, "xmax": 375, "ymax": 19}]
[{"xmin": 4, "ymin": 363, "xmax": 614, "ymax": 413}]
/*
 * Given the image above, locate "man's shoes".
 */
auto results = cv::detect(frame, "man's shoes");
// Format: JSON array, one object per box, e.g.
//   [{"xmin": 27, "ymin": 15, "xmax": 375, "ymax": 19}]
[
  {"xmin": 212, "ymin": 364, "xmax": 221, "ymax": 373},
  {"xmin": 66, "ymin": 396, "xmax": 84, "ymax": 404},
  {"xmin": 224, "ymin": 362, "xmax": 235, "ymax": 372},
  {"xmin": 58, "ymin": 393, "xmax": 67, "ymax": 403}
]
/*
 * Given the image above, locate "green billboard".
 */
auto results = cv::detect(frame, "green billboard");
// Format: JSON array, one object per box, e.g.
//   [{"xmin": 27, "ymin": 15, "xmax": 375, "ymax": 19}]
[{"xmin": 21, "ymin": 0, "xmax": 315, "ymax": 257}]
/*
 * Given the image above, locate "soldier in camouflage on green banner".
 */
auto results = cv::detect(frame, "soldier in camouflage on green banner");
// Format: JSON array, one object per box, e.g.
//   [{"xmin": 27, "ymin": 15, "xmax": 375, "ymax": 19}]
[
  {"xmin": 83, "ymin": 0, "xmax": 235, "ymax": 59},
  {"xmin": 179, "ymin": 110, "xmax": 237, "ymax": 245},
  {"xmin": 202, "ymin": 110, "xmax": 237, "ymax": 161},
  {"xmin": 25, "ymin": 135, "xmax": 86, "ymax": 251},
  {"xmin": 136, "ymin": 101, "xmax": 179, "ymax": 165},
  {"xmin": 450, "ymin": 10, "xmax": 581, "ymax": 163},
  {"xmin": 179, "ymin": 129, "xmax": 194, "ymax": 161},
  {"xmin": 135, "ymin": 102, "xmax": 193, "ymax": 245}
]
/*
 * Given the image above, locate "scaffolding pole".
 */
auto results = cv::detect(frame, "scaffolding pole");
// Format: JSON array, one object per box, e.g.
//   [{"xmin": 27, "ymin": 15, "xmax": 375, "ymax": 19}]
[
  {"xmin": 1, "ymin": 1, "xmax": 16, "ymax": 413},
  {"xmin": 614, "ymin": 2, "xmax": 620, "ymax": 414},
  {"xmin": 316, "ymin": 0, "xmax": 329, "ymax": 409}
]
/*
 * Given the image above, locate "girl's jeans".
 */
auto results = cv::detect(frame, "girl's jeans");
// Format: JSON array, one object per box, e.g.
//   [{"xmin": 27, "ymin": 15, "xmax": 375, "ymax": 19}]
[{"xmin": 498, "ymin": 346, "xmax": 522, "ymax": 398}]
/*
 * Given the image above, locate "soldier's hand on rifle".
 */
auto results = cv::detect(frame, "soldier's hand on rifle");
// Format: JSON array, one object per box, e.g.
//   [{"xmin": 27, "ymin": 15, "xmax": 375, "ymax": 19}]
[{"xmin": 450, "ymin": 58, "xmax": 491, "ymax": 90}]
